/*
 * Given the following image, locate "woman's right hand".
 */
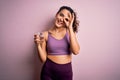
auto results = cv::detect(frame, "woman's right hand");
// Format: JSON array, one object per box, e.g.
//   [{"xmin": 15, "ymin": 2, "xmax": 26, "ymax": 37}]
[{"xmin": 34, "ymin": 32, "xmax": 44, "ymax": 45}]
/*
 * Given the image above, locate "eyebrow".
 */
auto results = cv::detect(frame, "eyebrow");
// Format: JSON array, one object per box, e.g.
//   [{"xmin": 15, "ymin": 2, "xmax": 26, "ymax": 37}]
[{"xmin": 60, "ymin": 12, "xmax": 70, "ymax": 18}]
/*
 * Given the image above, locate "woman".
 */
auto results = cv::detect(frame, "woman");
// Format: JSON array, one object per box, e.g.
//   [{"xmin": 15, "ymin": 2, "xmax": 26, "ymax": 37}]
[{"xmin": 34, "ymin": 6, "xmax": 80, "ymax": 80}]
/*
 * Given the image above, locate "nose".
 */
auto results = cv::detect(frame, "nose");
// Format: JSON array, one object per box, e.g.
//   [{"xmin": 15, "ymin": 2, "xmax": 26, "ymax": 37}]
[{"xmin": 59, "ymin": 18, "xmax": 64, "ymax": 22}]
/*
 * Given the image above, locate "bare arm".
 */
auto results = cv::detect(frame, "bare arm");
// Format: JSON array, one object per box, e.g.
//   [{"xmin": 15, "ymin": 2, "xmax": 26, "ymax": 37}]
[
  {"xmin": 68, "ymin": 28, "xmax": 80, "ymax": 55},
  {"xmin": 64, "ymin": 13, "xmax": 80, "ymax": 55},
  {"xmin": 34, "ymin": 31, "xmax": 47, "ymax": 63}
]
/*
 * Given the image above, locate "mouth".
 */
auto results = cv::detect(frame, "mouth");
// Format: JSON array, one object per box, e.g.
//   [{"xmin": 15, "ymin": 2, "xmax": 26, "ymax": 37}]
[{"xmin": 57, "ymin": 19, "xmax": 64, "ymax": 25}]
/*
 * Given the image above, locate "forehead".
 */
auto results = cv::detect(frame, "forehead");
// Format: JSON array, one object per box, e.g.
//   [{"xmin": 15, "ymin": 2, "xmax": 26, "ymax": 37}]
[{"xmin": 59, "ymin": 9, "xmax": 72, "ymax": 18}]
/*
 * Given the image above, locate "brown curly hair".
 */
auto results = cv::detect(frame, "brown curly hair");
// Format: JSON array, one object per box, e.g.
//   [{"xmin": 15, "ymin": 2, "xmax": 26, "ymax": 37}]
[{"xmin": 56, "ymin": 6, "xmax": 79, "ymax": 33}]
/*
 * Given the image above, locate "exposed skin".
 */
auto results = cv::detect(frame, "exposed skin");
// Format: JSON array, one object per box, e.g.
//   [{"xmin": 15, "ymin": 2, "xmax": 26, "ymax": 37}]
[{"xmin": 34, "ymin": 9, "xmax": 80, "ymax": 64}]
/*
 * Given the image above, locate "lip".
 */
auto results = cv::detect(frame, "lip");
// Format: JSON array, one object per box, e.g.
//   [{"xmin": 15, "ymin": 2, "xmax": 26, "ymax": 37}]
[{"xmin": 57, "ymin": 20, "xmax": 64, "ymax": 25}]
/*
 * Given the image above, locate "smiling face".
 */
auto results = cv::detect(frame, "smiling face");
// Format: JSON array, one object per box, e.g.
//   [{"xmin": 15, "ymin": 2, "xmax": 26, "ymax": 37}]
[{"xmin": 54, "ymin": 9, "xmax": 72, "ymax": 28}]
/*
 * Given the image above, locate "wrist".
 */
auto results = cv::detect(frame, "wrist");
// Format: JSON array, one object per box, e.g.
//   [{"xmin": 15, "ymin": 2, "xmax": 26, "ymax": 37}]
[
  {"xmin": 36, "ymin": 43, "xmax": 41, "ymax": 47},
  {"xmin": 68, "ymin": 27, "xmax": 73, "ymax": 31}
]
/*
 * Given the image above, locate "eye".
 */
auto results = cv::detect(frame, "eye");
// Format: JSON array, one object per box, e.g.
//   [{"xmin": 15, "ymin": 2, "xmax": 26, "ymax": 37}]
[
  {"xmin": 65, "ymin": 18, "xmax": 69, "ymax": 22},
  {"xmin": 59, "ymin": 13, "xmax": 64, "ymax": 17}
]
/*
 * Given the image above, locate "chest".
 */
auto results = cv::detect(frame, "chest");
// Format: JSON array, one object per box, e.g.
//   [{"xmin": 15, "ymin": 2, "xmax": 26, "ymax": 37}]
[
  {"xmin": 47, "ymin": 33, "xmax": 70, "ymax": 49},
  {"xmin": 50, "ymin": 32, "xmax": 66, "ymax": 40}
]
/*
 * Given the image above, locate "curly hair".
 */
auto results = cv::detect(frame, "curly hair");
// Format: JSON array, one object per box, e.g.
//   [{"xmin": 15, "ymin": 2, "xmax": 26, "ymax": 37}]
[{"xmin": 56, "ymin": 6, "xmax": 79, "ymax": 33}]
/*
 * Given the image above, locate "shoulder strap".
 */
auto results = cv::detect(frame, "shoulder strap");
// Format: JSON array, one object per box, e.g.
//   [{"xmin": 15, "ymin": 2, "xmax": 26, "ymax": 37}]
[{"xmin": 66, "ymin": 29, "xmax": 70, "ymax": 41}]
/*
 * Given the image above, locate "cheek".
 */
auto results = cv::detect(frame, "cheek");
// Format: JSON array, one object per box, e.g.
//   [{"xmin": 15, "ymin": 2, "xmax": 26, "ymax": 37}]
[
  {"xmin": 54, "ymin": 18, "xmax": 58, "ymax": 24},
  {"xmin": 55, "ymin": 16, "xmax": 59, "ymax": 21},
  {"xmin": 54, "ymin": 16, "xmax": 58, "ymax": 21}
]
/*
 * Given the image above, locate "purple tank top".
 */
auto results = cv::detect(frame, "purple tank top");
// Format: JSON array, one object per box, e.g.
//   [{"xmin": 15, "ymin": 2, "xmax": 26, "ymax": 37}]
[{"xmin": 47, "ymin": 31, "xmax": 71, "ymax": 55}]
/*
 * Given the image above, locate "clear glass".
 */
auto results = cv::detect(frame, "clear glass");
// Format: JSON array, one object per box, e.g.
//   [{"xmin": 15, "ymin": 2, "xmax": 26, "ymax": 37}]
[{"xmin": 40, "ymin": 32, "xmax": 44, "ymax": 40}]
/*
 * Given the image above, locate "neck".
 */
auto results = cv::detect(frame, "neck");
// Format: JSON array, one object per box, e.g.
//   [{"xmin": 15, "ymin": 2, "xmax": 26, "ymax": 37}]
[{"xmin": 53, "ymin": 26, "xmax": 66, "ymax": 33}]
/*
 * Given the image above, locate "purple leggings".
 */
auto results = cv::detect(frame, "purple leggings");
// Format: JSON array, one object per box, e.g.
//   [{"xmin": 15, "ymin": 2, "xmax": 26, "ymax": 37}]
[{"xmin": 41, "ymin": 58, "xmax": 73, "ymax": 80}]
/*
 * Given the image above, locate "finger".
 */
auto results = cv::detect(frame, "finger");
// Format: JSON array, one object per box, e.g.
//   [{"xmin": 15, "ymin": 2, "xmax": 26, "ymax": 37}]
[
  {"xmin": 72, "ymin": 13, "xmax": 74, "ymax": 18},
  {"xmin": 34, "ymin": 32, "xmax": 40, "ymax": 38},
  {"xmin": 34, "ymin": 34, "xmax": 38, "ymax": 38},
  {"xmin": 34, "ymin": 40, "xmax": 40, "ymax": 44},
  {"xmin": 64, "ymin": 18, "xmax": 69, "ymax": 27},
  {"xmin": 35, "ymin": 38, "xmax": 45, "ymax": 43},
  {"xmin": 34, "ymin": 38, "xmax": 40, "ymax": 42},
  {"xmin": 34, "ymin": 37, "xmax": 40, "ymax": 41},
  {"xmin": 71, "ymin": 13, "xmax": 74, "ymax": 22}
]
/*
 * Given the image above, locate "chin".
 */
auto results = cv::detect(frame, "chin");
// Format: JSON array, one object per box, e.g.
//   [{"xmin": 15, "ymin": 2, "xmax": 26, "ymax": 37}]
[{"xmin": 55, "ymin": 23, "xmax": 62, "ymax": 28}]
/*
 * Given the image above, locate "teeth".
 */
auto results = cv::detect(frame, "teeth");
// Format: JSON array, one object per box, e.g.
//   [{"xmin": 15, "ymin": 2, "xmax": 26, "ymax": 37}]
[
  {"xmin": 58, "ymin": 21, "xmax": 63, "ymax": 24},
  {"xmin": 57, "ymin": 19, "xmax": 64, "ymax": 25},
  {"xmin": 58, "ymin": 22, "xmax": 63, "ymax": 25}
]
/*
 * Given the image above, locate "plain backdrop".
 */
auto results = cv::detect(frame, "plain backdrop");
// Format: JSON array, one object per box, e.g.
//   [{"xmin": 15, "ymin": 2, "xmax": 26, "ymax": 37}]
[{"xmin": 0, "ymin": 0, "xmax": 120, "ymax": 80}]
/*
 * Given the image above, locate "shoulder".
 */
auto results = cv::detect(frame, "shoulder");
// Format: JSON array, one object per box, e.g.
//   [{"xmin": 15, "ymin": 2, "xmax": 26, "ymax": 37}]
[
  {"xmin": 42, "ymin": 27, "xmax": 54, "ymax": 41},
  {"xmin": 42, "ymin": 31, "xmax": 49, "ymax": 41},
  {"xmin": 43, "ymin": 31, "xmax": 48, "ymax": 35}
]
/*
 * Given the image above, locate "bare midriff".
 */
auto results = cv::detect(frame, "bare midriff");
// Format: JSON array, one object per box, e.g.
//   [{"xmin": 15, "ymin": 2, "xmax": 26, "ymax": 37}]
[{"xmin": 47, "ymin": 54, "xmax": 72, "ymax": 64}]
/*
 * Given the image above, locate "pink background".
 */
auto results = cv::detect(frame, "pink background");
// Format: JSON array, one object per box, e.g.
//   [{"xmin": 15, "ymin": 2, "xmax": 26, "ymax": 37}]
[{"xmin": 0, "ymin": 0, "xmax": 120, "ymax": 80}]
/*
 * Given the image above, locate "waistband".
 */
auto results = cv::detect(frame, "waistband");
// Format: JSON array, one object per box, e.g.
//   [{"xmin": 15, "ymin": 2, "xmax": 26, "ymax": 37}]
[{"xmin": 46, "ymin": 58, "xmax": 72, "ymax": 66}]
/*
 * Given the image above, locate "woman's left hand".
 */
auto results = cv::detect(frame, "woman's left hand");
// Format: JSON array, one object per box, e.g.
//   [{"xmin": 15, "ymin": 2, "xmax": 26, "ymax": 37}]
[{"xmin": 64, "ymin": 13, "xmax": 74, "ymax": 29}]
